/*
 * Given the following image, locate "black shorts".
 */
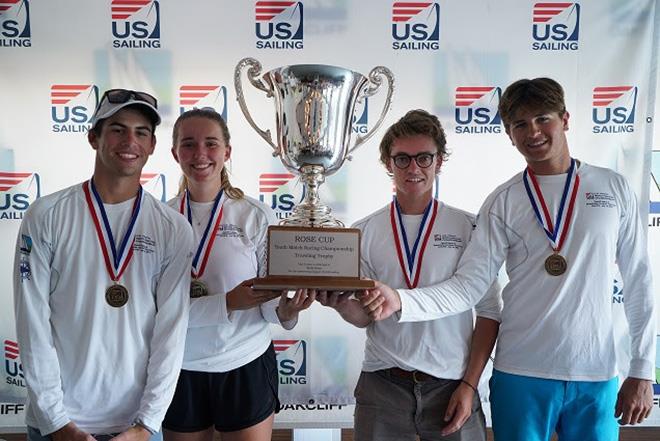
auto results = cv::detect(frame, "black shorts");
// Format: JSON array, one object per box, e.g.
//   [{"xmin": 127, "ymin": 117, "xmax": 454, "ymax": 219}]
[{"xmin": 162, "ymin": 343, "xmax": 279, "ymax": 433}]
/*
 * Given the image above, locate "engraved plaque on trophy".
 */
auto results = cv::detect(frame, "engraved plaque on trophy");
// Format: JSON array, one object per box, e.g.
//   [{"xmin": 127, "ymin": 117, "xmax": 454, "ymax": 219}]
[{"xmin": 235, "ymin": 58, "xmax": 394, "ymax": 290}]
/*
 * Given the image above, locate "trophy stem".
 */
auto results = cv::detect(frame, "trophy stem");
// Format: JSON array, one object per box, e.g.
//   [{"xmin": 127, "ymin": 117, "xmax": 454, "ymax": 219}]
[{"xmin": 280, "ymin": 165, "xmax": 344, "ymax": 228}]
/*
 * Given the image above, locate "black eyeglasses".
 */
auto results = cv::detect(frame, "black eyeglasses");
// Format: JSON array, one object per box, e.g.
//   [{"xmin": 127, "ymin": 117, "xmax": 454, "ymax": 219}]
[
  {"xmin": 390, "ymin": 152, "xmax": 436, "ymax": 169},
  {"xmin": 101, "ymin": 88, "xmax": 158, "ymax": 108}
]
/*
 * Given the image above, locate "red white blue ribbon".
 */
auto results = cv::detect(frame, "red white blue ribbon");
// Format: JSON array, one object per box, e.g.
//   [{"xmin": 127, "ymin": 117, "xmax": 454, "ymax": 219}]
[
  {"xmin": 390, "ymin": 198, "xmax": 438, "ymax": 289},
  {"xmin": 83, "ymin": 179, "xmax": 143, "ymax": 282},
  {"xmin": 179, "ymin": 189, "xmax": 225, "ymax": 279},
  {"xmin": 523, "ymin": 158, "xmax": 580, "ymax": 252}
]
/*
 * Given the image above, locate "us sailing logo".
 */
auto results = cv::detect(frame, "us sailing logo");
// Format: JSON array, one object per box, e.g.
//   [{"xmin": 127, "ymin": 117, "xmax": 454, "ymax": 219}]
[
  {"xmin": 111, "ymin": 0, "xmax": 161, "ymax": 49},
  {"xmin": 0, "ymin": 0, "xmax": 30, "ymax": 47},
  {"xmin": 4, "ymin": 339, "xmax": 24, "ymax": 388},
  {"xmin": 140, "ymin": 173, "xmax": 166, "ymax": 202},
  {"xmin": 51, "ymin": 85, "xmax": 99, "ymax": 133},
  {"xmin": 255, "ymin": 1, "xmax": 304, "ymax": 49},
  {"xmin": 0, "ymin": 171, "xmax": 40, "ymax": 220},
  {"xmin": 178, "ymin": 85, "xmax": 228, "ymax": 120},
  {"xmin": 352, "ymin": 97, "xmax": 368, "ymax": 135},
  {"xmin": 391, "ymin": 2, "xmax": 439, "ymax": 50},
  {"xmin": 274, "ymin": 339, "xmax": 307, "ymax": 385},
  {"xmin": 591, "ymin": 86, "xmax": 637, "ymax": 134},
  {"xmin": 454, "ymin": 87, "xmax": 502, "ymax": 134},
  {"xmin": 650, "ymin": 150, "xmax": 660, "ymax": 227},
  {"xmin": 612, "ymin": 277, "xmax": 623, "ymax": 304},
  {"xmin": 259, "ymin": 172, "xmax": 304, "ymax": 220},
  {"xmin": 531, "ymin": 2, "xmax": 579, "ymax": 51}
]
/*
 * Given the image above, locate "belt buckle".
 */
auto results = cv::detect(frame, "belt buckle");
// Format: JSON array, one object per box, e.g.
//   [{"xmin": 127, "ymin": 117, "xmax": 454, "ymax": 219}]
[{"xmin": 412, "ymin": 370, "xmax": 422, "ymax": 383}]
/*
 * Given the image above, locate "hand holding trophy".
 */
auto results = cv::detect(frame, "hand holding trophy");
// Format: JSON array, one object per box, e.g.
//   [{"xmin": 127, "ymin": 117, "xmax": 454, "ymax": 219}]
[{"xmin": 235, "ymin": 58, "xmax": 394, "ymax": 290}]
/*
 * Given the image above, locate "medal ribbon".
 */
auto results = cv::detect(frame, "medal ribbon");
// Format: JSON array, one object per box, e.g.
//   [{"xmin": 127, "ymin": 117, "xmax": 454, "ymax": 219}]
[
  {"xmin": 83, "ymin": 179, "xmax": 143, "ymax": 282},
  {"xmin": 179, "ymin": 189, "xmax": 225, "ymax": 279},
  {"xmin": 390, "ymin": 198, "xmax": 438, "ymax": 289},
  {"xmin": 523, "ymin": 158, "xmax": 580, "ymax": 252}
]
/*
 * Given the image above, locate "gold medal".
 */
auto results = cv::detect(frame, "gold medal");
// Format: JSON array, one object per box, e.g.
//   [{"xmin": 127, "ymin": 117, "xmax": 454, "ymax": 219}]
[
  {"xmin": 190, "ymin": 279, "xmax": 209, "ymax": 298},
  {"xmin": 106, "ymin": 284, "xmax": 129, "ymax": 307},
  {"xmin": 544, "ymin": 254, "xmax": 567, "ymax": 276}
]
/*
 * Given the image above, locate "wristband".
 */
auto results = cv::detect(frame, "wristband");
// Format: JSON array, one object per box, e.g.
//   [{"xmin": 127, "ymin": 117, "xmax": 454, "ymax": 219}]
[{"xmin": 460, "ymin": 379, "xmax": 478, "ymax": 393}]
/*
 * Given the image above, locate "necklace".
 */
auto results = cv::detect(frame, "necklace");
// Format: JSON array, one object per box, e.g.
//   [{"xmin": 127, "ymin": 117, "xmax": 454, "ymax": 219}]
[{"xmin": 191, "ymin": 202, "xmax": 214, "ymax": 227}]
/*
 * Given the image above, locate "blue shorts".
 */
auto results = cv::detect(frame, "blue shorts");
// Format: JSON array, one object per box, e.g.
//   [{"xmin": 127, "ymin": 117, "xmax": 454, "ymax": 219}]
[{"xmin": 489, "ymin": 369, "xmax": 618, "ymax": 441}]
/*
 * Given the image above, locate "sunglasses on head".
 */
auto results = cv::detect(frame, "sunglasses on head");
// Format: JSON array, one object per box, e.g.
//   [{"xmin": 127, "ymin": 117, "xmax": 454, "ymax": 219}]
[{"xmin": 101, "ymin": 89, "xmax": 158, "ymax": 109}]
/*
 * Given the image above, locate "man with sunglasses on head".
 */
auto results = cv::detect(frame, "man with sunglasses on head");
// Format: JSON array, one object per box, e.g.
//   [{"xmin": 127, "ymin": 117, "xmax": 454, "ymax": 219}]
[
  {"xmin": 317, "ymin": 110, "xmax": 502, "ymax": 440},
  {"xmin": 360, "ymin": 79, "xmax": 655, "ymax": 440},
  {"xmin": 14, "ymin": 89, "xmax": 194, "ymax": 441}
]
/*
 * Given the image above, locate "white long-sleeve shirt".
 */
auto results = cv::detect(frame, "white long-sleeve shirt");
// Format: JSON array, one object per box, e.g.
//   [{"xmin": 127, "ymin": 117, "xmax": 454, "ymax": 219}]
[
  {"xmin": 167, "ymin": 194, "xmax": 292, "ymax": 373},
  {"xmin": 398, "ymin": 163, "xmax": 655, "ymax": 381},
  {"xmin": 353, "ymin": 201, "xmax": 502, "ymax": 379},
  {"xmin": 13, "ymin": 183, "xmax": 194, "ymax": 435}
]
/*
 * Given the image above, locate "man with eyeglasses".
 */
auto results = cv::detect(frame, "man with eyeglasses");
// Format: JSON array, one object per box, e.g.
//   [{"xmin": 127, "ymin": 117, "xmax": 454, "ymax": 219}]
[
  {"xmin": 359, "ymin": 79, "xmax": 655, "ymax": 440},
  {"xmin": 14, "ymin": 89, "xmax": 194, "ymax": 441},
  {"xmin": 317, "ymin": 109, "xmax": 502, "ymax": 440}
]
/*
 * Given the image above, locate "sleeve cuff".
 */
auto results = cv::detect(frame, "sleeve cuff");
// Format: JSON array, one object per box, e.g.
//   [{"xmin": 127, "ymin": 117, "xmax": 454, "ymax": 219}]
[
  {"xmin": 133, "ymin": 417, "xmax": 157, "ymax": 435},
  {"xmin": 279, "ymin": 314, "xmax": 298, "ymax": 330},
  {"xmin": 217, "ymin": 293, "xmax": 230, "ymax": 324},
  {"xmin": 260, "ymin": 298, "xmax": 282, "ymax": 325},
  {"xmin": 397, "ymin": 289, "xmax": 416, "ymax": 322},
  {"xmin": 628, "ymin": 359, "xmax": 655, "ymax": 381},
  {"xmin": 39, "ymin": 417, "xmax": 71, "ymax": 436},
  {"xmin": 475, "ymin": 311, "xmax": 502, "ymax": 323}
]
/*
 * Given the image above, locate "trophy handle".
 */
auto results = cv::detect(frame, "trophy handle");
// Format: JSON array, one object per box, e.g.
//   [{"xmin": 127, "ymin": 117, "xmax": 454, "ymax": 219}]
[
  {"xmin": 348, "ymin": 66, "xmax": 395, "ymax": 157},
  {"xmin": 234, "ymin": 58, "xmax": 280, "ymax": 156}
]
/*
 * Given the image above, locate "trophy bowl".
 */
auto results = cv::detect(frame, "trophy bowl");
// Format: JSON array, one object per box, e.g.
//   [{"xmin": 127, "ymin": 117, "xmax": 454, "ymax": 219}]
[{"xmin": 235, "ymin": 58, "xmax": 394, "ymax": 290}]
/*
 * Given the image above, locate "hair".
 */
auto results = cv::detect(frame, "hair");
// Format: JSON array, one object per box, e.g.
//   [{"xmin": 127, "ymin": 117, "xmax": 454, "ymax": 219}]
[
  {"xmin": 172, "ymin": 108, "xmax": 244, "ymax": 200},
  {"xmin": 379, "ymin": 109, "xmax": 449, "ymax": 169},
  {"xmin": 89, "ymin": 103, "xmax": 158, "ymax": 137},
  {"xmin": 498, "ymin": 78, "xmax": 567, "ymax": 131}
]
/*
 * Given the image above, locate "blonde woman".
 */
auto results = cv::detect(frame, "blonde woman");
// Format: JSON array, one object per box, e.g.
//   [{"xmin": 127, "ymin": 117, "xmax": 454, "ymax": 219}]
[{"xmin": 163, "ymin": 108, "xmax": 314, "ymax": 441}]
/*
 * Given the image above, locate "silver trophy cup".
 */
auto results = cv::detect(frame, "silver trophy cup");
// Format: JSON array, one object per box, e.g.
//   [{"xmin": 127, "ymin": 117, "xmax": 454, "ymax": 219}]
[{"xmin": 235, "ymin": 58, "xmax": 394, "ymax": 227}]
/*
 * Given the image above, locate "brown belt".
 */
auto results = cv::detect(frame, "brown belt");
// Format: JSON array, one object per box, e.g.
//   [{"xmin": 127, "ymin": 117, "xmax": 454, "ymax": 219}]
[{"xmin": 388, "ymin": 367, "xmax": 437, "ymax": 383}]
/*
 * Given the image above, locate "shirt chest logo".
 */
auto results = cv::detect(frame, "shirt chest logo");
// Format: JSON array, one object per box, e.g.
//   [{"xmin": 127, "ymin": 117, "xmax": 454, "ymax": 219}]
[
  {"xmin": 585, "ymin": 192, "xmax": 616, "ymax": 209},
  {"xmin": 433, "ymin": 233, "xmax": 464, "ymax": 249},
  {"xmin": 133, "ymin": 234, "xmax": 156, "ymax": 254},
  {"xmin": 217, "ymin": 224, "xmax": 245, "ymax": 238}
]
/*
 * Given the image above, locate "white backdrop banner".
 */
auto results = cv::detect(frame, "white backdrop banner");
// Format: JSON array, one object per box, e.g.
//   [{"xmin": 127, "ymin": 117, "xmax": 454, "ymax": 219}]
[{"xmin": 1, "ymin": 0, "xmax": 659, "ymax": 429}]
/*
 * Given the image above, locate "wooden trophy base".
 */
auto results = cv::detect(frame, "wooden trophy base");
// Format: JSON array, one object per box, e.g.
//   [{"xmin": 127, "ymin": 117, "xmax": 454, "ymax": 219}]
[{"xmin": 253, "ymin": 276, "xmax": 375, "ymax": 291}]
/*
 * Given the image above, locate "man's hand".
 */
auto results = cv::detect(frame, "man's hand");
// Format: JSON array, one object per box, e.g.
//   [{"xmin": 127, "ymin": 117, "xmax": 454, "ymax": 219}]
[
  {"xmin": 316, "ymin": 290, "xmax": 352, "ymax": 310},
  {"xmin": 357, "ymin": 281, "xmax": 401, "ymax": 320},
  {"xmin": 317, "ymin": 290, "xmax": 372, "ymax": 327},
  {"xmin": 111, "ymin": 425, "xmax": 151, "ymax": 441},
  {"xmin": 441, "ymin": 382, "xmax": 475, "ymax": 436},
  {"xmin": 226, "ymin": 279, "xmax": 281, "ymax": 311},
  {"xmin": 277, "ymin": 289, "xmax": 316, "ymax": 322},
  {"xmin": 51, "ymin": 422, "xmax": 96, "ymax": 441},
  {"xmin": 615, "ymin": 377, "xmax": 653, "ymax": 425}
]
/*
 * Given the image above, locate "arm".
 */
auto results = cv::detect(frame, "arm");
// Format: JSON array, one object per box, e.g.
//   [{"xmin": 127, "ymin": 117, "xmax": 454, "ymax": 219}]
[
  {"xmin": 330, "ymin": 236, "xmax": 376, "ymax": 328},
  {"xmin": 613, "ymin": 178, "xmax": 655, "ymax": 425},
  {"xmin": 253, "ymin": 206, "xmax": 302, "ymax": 328},
  {"xmin": 187, "ymin": 281, "xmax": 281, "ymax": 328},
  {"xmin": 362, "ymin": 196, "xmax": 509, "ymax": 322},
  {"xmin": 133, "ymin": 220, "xmax": 193, "ymax": 433},
  {"xmin": 13, "ymin": 206, "xmax": 72, "ymax": 436},
  {"xmin": 441, "ymin": 317, "xmax": 500, "ymax": 435},
  {"xmin": 441, "ymin": 278, "xmax": 502, "ymax": 435}
]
